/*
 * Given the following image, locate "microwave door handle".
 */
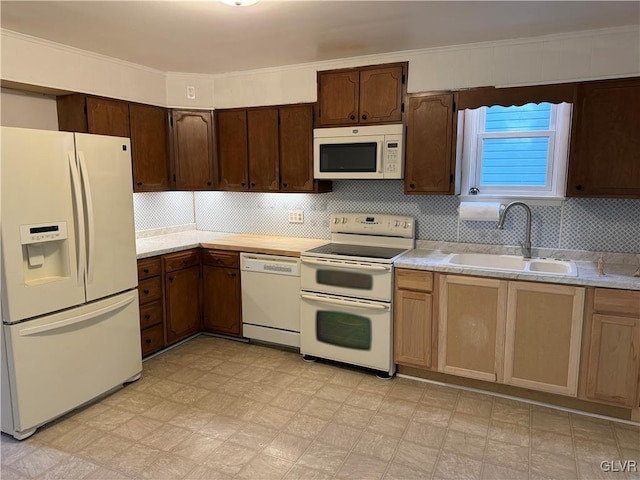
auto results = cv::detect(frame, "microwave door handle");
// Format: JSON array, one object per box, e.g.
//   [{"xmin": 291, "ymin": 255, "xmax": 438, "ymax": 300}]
[
  {"xmin": 300, "ymin": 293, "xmax": 389, "ymax": 310},
  {"xmin": 300, "ymin": 258, "xmax": 390, "ymax": 272}
]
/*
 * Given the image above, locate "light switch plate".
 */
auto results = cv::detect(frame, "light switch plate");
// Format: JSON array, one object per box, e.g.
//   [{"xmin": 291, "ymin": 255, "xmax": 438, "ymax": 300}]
[
  {"xmin": 288, "ymin": 210, "xmax": 304, "ymax": 224},
  {"xmin": 186, "ymin": 86, "xmax": 196, "ymax": 100}
]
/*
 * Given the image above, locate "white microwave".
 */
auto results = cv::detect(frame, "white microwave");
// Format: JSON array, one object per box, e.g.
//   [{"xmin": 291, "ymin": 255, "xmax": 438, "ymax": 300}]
[{"xmin": 313, "ymin": 124, "xmax": 404, "ymax": 180}]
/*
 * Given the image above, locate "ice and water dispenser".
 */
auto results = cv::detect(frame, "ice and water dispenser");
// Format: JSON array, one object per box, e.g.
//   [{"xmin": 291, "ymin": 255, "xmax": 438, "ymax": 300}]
[{"xmin": 19, "ymin": 222, "xmax": 70, "ymax": 284}]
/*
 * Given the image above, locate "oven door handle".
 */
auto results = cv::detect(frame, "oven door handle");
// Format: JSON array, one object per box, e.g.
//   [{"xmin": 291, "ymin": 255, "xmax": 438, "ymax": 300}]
[
  {"xmin": 300, "ymin": 293, "xmax": 390, "ymax": 310},
  {"xmin": 300, "ymin": 258, "xmax": 391, "ymax": 272}
]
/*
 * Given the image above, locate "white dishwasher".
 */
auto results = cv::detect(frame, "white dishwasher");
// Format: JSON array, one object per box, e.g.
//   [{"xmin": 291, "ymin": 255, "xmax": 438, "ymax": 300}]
[{"xmin": 240, "ymin": 253, "xmax": 301, "ymax": 348}]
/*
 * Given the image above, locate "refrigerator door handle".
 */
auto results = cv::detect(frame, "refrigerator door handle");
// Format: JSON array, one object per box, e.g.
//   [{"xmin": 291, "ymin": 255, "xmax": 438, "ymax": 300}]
[
  {"xmin": 78, "ymin": 152, "xmax": 95, "ymax": 285},
  {"xmin": 18, "ymin": 295, "xmax": 135, "ymax": 336},
  {"xmin": 68, "ymin": 152, "xmax": 86, "ymax": 288}
]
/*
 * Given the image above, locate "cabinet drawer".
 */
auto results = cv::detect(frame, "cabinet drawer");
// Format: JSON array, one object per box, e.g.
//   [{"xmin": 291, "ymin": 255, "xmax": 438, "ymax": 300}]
[
  {"xmin": 164, "ymin": 250, "xmax": 200, "ymax": 273},
  {"xmin": 594, "ymin": 288, "xmax": 640, "ymax": 317},
  {"xmin": 141, "ymin": 324, "xmax": 164, "ymax": 356},
  {"xmin": 137, "ymin": 257, "xmax": 161, "ymax": 280},
  {"xmin": 202, "ymin": 249, "xmax": 240, "ymax": 268},
  {"xmin": 139, "ymin": 277, "xmax": 162, "ymax": 303},
  {"xmin": 139, "ymin": 300, "xmax": 163, "ymax": 330},
  {"xmin": 395, "ymin": 269, "xmax": 433, "ymax": 292}
]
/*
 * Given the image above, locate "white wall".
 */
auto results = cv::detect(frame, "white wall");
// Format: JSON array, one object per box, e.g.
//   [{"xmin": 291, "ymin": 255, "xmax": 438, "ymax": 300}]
[{"xmin": 0, "ymin": 88, "xmax": 59, "ymax": 130}]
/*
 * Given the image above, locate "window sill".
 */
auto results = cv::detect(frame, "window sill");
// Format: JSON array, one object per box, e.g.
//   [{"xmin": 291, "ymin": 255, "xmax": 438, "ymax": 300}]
[{"xmin": 458, "ymin": 195, "xmax": 565, "ymax": 207}]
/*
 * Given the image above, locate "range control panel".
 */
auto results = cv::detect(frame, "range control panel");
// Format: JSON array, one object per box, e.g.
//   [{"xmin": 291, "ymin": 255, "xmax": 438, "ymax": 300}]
[{"xmin": 329, "ymin": 213, "xmax": 415, "ymax": 238}]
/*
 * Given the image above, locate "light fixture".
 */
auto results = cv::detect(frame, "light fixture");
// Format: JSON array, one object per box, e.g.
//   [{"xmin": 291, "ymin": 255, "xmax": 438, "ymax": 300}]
[{"xmin": 220, "ymin": 0, "xmax": 260, "ymax": 6}]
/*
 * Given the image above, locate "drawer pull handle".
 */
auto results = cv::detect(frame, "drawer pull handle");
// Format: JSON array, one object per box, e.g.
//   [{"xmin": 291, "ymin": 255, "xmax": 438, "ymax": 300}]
[
  {"xmin": 145, "ymin": 339, "xmax": 151, "ymax": 344},
  {"xmin": 143, "ymin": 268, "xmax": 150, "ymax": 274},
  {"xmin": 143, "ymin": 289, "xmax": 150, "ymax": 294},
  {"xmin": 216, "ymin": 258, "xmax": 222, "ymax": 264},
  {"xmin": 144, "ymin": 314, "xmax": 151, "ymax": 319},
  {"xmin": 182, "ymin": 260, "xmax": 188, "ymax": 265}
]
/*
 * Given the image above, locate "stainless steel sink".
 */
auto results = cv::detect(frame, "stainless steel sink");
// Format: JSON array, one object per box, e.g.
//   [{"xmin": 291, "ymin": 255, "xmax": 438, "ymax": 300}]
[{"xmin": 443, "ymin": 253, "xmax": 577, "ymax": 276}]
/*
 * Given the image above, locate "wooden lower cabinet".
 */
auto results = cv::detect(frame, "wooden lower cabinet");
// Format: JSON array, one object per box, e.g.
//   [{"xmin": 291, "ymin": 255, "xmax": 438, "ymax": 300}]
[
  {"xmin": 394, "ymin": 269, "xmax": 435, "ymax": 369},
  {"xmin": 503, "ymin": 282, "xmax": 585, "ymax": 396},
  {"xmin": 164, "ymin": 250, "xmax": 201, "ymax": 344},
  {"xmin": 202, "ymin": 249, "xmax": 242, "ymax": 336},
  {"xmin": 137, "ymin": 257, "xmax": 165, "ymax": 357},
  {"xmin": 437, "ymin": 274, "xmax": 507, "ymax": 383},
  {"xmin": 582, "ymin": 288, "xmax": 640, "ymax": 408}
]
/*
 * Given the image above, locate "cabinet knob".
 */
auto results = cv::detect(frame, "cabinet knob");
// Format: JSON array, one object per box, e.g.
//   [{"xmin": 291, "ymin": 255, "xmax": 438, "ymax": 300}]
[
  {"xmin": 241, "ymin": 182, "xmax": 246, "ymax": 187},
  {"xmin": 361, "ymin": 114, "xmax": 367, "ymax": 120},
  {"xmin": 144, "ymin": 314, "xmax": 151, "ymax": 319},
  {"xmin": 169, "ymin": 276, "xmax": 175, "ymax": 282},
  {"xmin": 282, "ymin": 183, "xmax": 288, "ymax": 188},
  {"xmin": 575, "ymin": 184, "xmax": 583, "ymax": 191},
  {"xmin": 182, "ymin": 260, "xmax": 188, "ymax": 265},
  {"xmin": 349, "ymin": 114, "xmax": 356, "ymax": 120},
  {"xmin": 228, "ymin": 272, "xmax": 236, "ymax": 278},
  {"xmin": 251, "ymin": 182, "xmax": 256, "ymax": 187},
  {"xmin": 145, "ymin": 339, "xmax": 151, "ymax": 344},
  {"xmin": 215, "ymin": 258, "xmax": 222, "ymax": 264},
  {"xmin": 143, "ymin": 269, "xmax": 149, "ymax": 274},
  {"xmin": 143, "ymin": 289, "xmax": 150, "ymax": 294},
  {"xmin": 207, "ymin": 181, "xmax": 212, "ymax": 186},
  {"xmin": 409, "ymin": 183, "xmax": 416, "ymax": 189},
  {"xmin": 136, "ymin": 182, "xmax": 143, "ymax": 186}
]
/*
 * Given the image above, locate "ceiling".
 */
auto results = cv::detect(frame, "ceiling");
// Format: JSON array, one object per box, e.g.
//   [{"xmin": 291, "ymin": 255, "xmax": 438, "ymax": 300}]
[{"xmin": 1, "ymin": 1, "xmax": 638, "ymax": 75}]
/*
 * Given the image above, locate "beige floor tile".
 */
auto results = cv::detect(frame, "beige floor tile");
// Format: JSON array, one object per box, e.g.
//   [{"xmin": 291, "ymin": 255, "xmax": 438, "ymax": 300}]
[
  {"xmin": 384, "ymin": 461, "xmax": 430, "ymax": 479},
  {"xmin": 530, "ymin": 450, "xmax": 578, "ymax": 480},
  {"xmin": 378, "ymin": 398, "xmax": 418, "ymax": 419},
  {"xmin": 491, "ymin": 398, "xmax": 531, "ymax": 427},
  {"xmin": 264, "ymin": 432, "xmax": 311, "ymax": 462},
  {"xmin": 433, "ymin": 451, "xmax": 483, "ymax": 480},
  {"xmin": 392, "ymin": 440, "xmax": 439, "ymax": 474},
  {"xmin": 297, "ymin": 441, "xmax": 350, "ymax": 475},
  {"xmin": 110, "ymin": 443, "xmax": 162, "ymax": 477},
  {"xmin": 168, "ymin": 408, "xmax": 216, "ymax": 431},
  {"xmin": 335, "ymin": 452, "xmax": 388, "ymax": 479},
  {"xmin": 574, "ymin": 437, "xmax": 622, "ymax": 462},
  {"xmin": 316, "ymin": 422, "xmax": 363, "ymax": 450},
  {"xmin": 449, "ymin": 412, "xmax": 490, "ymax": 438},
  {"xmin": 329, "ymin": 369, "xmax": 365, "ymax": 388},
  {"xmin": 289, "ymin": 377, "xmax": 325, "ymax": 395},
  {"xmin": 315, "ymin": 384, "xmax": 354, "ymax": 403},
  {"xmin": 284, "ymin": 413, "xmax": 328, "ymax": 439},
  {"xmin": 387, "ymin": 382, "xmax": 425, "ymax": 403},
  {"xmin": 301, "ymin": 397, "xmax": 342, "ymax": 420},
  {"xmin": 412, "ymin": 404, "xmax": 453, "ymax": 428},
  {"xmin": 283, "ymin": 464, "xmax": 333, "ymax": 480},
  {"xmin": 403, "ymin": 421, "xmax": 447, "ymax": 449},
  {"xmin": 367, "ymin": 412, "xmax": 410, "ymax": 438},
  {"xmin": 47, "ymin": 423, "xmax": 103, "ymax": 454},
  {"xmin": 483, "ymin": 439, "xmax": 529, "ymax": 472},
  {"xmin": 270, "ymin": 390, "xmax": 312, "ymax": 412},
  {"xmin": 353, "ymin": 431, "xmax": 399, "ymax": 462},
  {"xmin": 84, "ymin": 406, "xmax": 136, "ymax": 432},
  {"xmin": 236, "ymin": 452, "xmax": 294, "ymax": 480},
  {"xmin": 235, "ymin": 365, "xmax": 271, "ymax": 383},
  {"xmin": 111, "ymin": 415, "xmax": 163, "ymax": 441},
  {"xmin": 228, "ymin": 422, "xmax": 280, "ymax": 450},
  {"xmin": 420, "ymin": 383, "xmax": 460, "ymax": 406},
  {"xmin": 84, "ymin": 467, "xmax": 133, "ymax": 479},
  {"xmin": 531, "ymin": 430, "xmax": 574, "ymax": 457},
  {"xmin": 300, "ymin": 363, "xmax": 339, "ymax": 383},
  {"xmin": 5, "ymin": 446, "xmax": 70, "ymax": 478},
  {"xmin": 217, "ymin": 377, "xmax": 253, "ymax": 396},
  {"xmin": 184, "ymin": 465, "xmax": 232, "ymax": 480},
  {"xmin": 571, "ymin": 414, "xmax": 617, "ymax": 443},
  {"xmin": 78, "ymin": 432, "xmax": 135, "ymax": 463},
  {"xmin": 615, "ymin": 424, "xmax": 640, "ymax": 452},
  {"xmin": 195, "ymin": 391, "xmax": 237, "ymax": 413},
  {"xmin": 455, "ymin": 395, "xmax": 493, "ymax": 419},
  {"xmin": 243, "ymin": 383, "xmax": 284, "ymax": 403},
  {"xmin": 442, "ymin": 430, "xmax": 487, "ymax": 461},
  {"xmin": 488, "ymin": 419, "xmax": 530, "ymax": 447},
  {"xmin": 171, "ymin": 432, "xmax": 223, "ymax": 462},
  {"xmin": 140, "ymin": 453, "xmax": 199, "ymax": 480},
  {"xmin": 166, "ymin": 366, "xmax": 207, "ymax": 385},
  {"xmin": 68, "ymin": 401, "xmax": 112, "ymax": 423},
  {"xmin": 532, "ymin": 409, "xmax": 573, "ymax": 436},
  {"xmin": 577, "ymin": 459, "xmax": 629, "ymax": 480},
  {"xmin": 481, "ymin": 462, "xmax": 529, "ymax": 480},
  {"xmin": 189, "ymin": 354, "xmax": 225, "ymax": 372},
  {"xmin": 356, "ymin": 376, "xmax": 393, "ymax": 395},
  {"xmin": 0, "ymin": 467, "xmax": 28, "ymax": 480},
  {"xmin": 333, "ymin": 404, "xmax": 374, "ymax": 429},
  {"xmin": 203, "ymin": 442, "xmax": 258, "ymax": 475},
  {"xmin": 140, "ymin": 422, "xmax": 192, "ymax": 451},
  {"xmin": 220, "ymin": 397, "xmax": 265, "ymax": 421},
  {"xmin": 344, "ymin": 391, "xmax": 385, "ymax": 411},
  {"xmin": 143, "ymin": 378, "xmax": 185, "ymax": 397},
  {"xmin": 169, "ymin": 385, "xmax": 211, "ymax": 406},
  {"xmin": 253, "ymin": 405, "xmax": 296, "ymax": 430},
  {"xmin": 196, "ymin": 372, "xmax": 231, "ymax": 391}
]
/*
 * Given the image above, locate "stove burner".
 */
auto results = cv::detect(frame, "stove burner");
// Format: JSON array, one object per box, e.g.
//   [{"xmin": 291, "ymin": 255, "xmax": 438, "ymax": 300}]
[{"xmin": 305, "ymin": 243, "xmax": 408, "ymax": 260}]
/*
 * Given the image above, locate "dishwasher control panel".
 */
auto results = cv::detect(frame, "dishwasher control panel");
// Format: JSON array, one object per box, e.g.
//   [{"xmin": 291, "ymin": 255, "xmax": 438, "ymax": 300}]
[{"xmin": 240, "ymin": 253, "xmax": 301, "ymax": 277}]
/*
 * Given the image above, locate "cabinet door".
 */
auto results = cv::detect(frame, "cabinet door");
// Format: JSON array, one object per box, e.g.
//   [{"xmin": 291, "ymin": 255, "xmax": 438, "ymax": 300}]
[
  {"xmin": 504, "ymin": 282, "xmax": 584, "ymax": 396},
  {"xmin": 202, "ymin": 265, "xmax": 241, "ymax": 336},
  {"xmin": 359, "ymin": 65, "xmax": 404, "ymax": 124},
  {"xmin": 394, "ymin": 289, "xmax": 433, "ymax": 369},
  {"xmin": 130, "ymin": 104, "xmax": 170, "ymax": 192},
  {"xmin": 586, "ymin": 314, "xmax": 640, "ymax": 408},
  {"xmin": 248, "ymin": 108, "xmax": 279, "ymax": 191},
  {"xmin": 165, "ymin": 265, "xmax": 201, "ymax": 344},
  {"xmin": 171, "ymin": 110, "xmax": 214, "ymax": 190},
  {"xmin": 405, "ymin": 94, "xmax": 454, "ymax": 194},
  {"xmin": 279, "ymin": 105, "xmax": 314, "ymax": 192},
  {"xmin": 86, "ymin": 97, "xmax": 130, "ymax": 137},
  {"xmin": 317, "ymin": 70, "xmax": 360, "ymax": 126},
  {"xmin": 567, "ymin": 78, "xmax": 640, "ymax": 198},
  {"xmin": 217, "ymin": 110, "xmax": 249, "ymax": 190},
  {"xmin": 438, "ymin": 275, "xmax": 507, "ymax": 382}
]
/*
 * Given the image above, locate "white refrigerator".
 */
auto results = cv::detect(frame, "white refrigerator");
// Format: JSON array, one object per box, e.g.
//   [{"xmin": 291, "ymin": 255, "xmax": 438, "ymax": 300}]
[{"xmin": 1, "ymin": 126, "xmax": 142, "ymax": 440}]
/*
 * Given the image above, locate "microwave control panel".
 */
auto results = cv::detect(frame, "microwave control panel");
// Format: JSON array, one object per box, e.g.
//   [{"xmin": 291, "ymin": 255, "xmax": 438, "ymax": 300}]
[{"xmin": 383, "ymin": 136, "xmax": 404, "ymax": 179}]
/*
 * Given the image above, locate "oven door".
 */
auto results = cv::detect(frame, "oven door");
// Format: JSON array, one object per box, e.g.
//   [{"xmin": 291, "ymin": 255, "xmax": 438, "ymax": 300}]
[
  {"xmin": 300, "ymin": 257, "xmax": 392, "ymax": 301},
  {"xmin": 300, "ymin": 292, "xmax": 394, "ymax": 375},
  {"xmin": 313, "ymin": 136, "xmax": 383, "ymax": 180}
]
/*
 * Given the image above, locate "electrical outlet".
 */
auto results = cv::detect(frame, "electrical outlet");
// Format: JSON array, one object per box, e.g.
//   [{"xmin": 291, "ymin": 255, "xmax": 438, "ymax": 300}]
[{"xmin": 288, "ymin": 210, "xmax": 304, "ymax": 224}]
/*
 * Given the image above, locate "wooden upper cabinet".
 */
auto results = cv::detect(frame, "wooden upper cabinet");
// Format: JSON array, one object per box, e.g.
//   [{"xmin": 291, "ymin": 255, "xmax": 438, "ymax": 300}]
[
  {"xmin": 359, "ymin": 65, "xmax": 404, "ymax": 124},
  {"xmin": 247, "ymin": 108, "xmax": 279, "ymax": 191},
  {"xmin": 216, "ymin": 109, "xmax": 249, "ymax": 191},
  {"xmin": 317, "ymin": 62, "xmax": 407, "ymax": 127},
  {"xmin": 567, "ymin": 77, "xmax": 640, "ymax": 198},
  {"xmin": 171, "ymin": 110, "xmax": 215, "ymax": 190},
  {"xmin": 129, "ymin": 104, "xmax": 170, "ymax": 192},
  {"xmin": 279, "ymin": 105, "xmax": 315, "ymax": 192},
  {"xmin": 317, "ymin": 70, "xmax": 360, "ymax": 126},
  {"xmin": 86, "ymin": 97, "xmax": 130, "ymax": 137},
  {"xmin": 404, "ymin": 93, "xmax": 455, "ymax": 194}
]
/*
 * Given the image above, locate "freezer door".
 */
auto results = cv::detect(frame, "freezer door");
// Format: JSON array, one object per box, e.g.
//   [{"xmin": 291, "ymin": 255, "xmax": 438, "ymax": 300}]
[
  {"xmin": 2, "ymin": 290, "xmax": 142, "ymax": 437},
  {"xmin": 74, "ymin": 133, "xmax": 138, "ymax": 302},
  {"xmin": 1, "ymin": 127, "xmax": 85, "ymax": 322}
]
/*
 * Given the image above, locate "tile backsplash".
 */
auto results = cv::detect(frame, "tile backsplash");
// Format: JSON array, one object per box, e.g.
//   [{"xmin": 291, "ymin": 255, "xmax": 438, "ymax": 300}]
[{"xmin": 134, "ymin": 181, "xmax": 639, "ymax": 254}]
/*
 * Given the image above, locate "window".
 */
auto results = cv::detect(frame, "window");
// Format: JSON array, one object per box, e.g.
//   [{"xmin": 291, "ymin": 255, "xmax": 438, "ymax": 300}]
[{"xmin": 460, "ymin": 102, "xmax": 572, "ymax": 200}]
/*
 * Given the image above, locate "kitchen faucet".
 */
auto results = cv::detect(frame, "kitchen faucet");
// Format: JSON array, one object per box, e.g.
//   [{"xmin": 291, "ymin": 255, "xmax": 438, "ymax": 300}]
[{"xmin": 497, "ymin": 202, "xmax": 533, "ymax": 259}]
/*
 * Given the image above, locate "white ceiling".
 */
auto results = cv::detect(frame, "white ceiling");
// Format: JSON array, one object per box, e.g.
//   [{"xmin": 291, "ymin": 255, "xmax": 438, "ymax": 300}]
[{"xmin": 1, "ymin": 1, "xmax": 638, "ymax": 75}]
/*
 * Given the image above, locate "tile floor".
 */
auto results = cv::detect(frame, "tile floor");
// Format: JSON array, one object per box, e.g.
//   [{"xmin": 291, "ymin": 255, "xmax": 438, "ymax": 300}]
[{"xmin": 2, "ymin": 335, "xmax": 639, "ymax": 480}]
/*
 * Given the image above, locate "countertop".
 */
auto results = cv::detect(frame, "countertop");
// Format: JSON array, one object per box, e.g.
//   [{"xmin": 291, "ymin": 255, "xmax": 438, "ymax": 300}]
[
  {"xmin": 395, "ymin": 249, "xmax": 640, "ymax": 291},
  {"xmin": 136, "ymin": 229, "xmax": 328, "ymax": 259}
]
